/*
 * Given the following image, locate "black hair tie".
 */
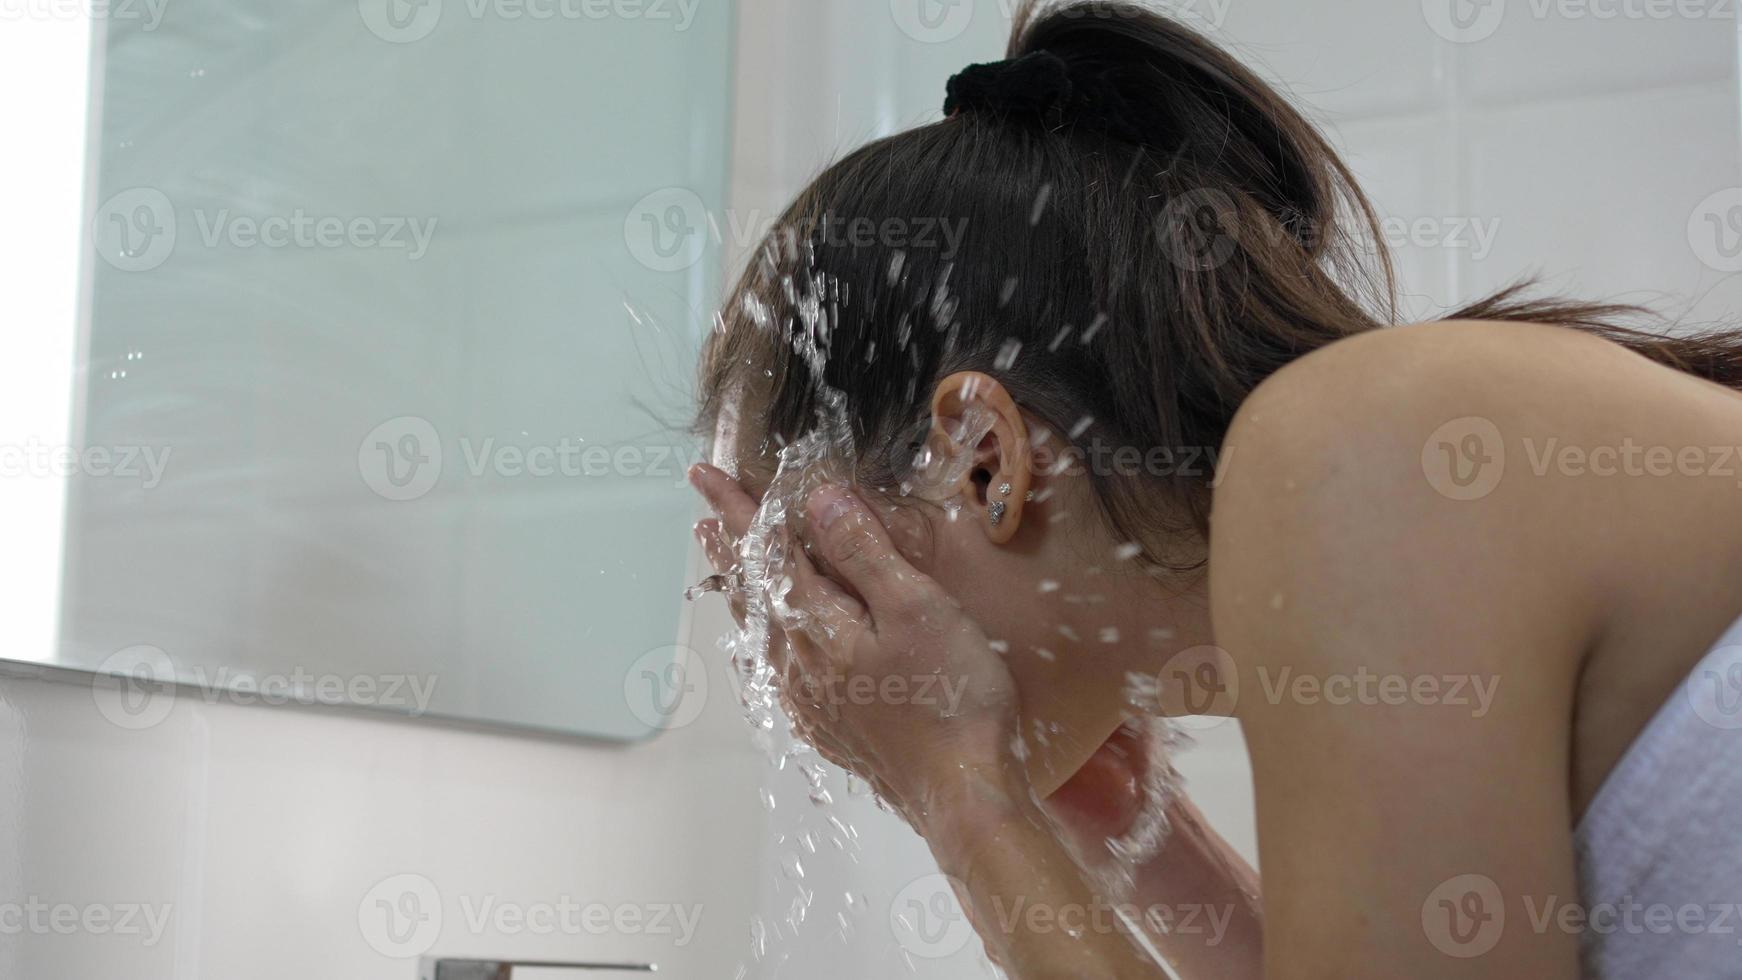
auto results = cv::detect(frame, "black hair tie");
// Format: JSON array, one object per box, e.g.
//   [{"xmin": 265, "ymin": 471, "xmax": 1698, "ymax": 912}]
[
  {"xmin": 944, "ymin": 50, "xmax": 1163, "ymax": 147},
  {"xmin": 944, "ymin": 50, "xmax": 1074, "ymax": 121}
]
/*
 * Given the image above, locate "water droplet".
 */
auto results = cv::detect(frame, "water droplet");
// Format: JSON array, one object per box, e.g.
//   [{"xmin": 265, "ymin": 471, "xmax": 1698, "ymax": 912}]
[{"xmin": 1030, "ymin": 182, "xmax": 1054, "ymax": 225}]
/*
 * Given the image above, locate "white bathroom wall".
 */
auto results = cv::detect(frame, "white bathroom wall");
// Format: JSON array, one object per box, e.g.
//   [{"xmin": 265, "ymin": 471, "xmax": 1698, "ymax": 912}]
[
  {"xmin": 2, "ymin": 4, "xmax": 766, "ymax": 980},
  {"xmin": 0, "ymin": 637, "xmax": 767, "ymax": 980}
]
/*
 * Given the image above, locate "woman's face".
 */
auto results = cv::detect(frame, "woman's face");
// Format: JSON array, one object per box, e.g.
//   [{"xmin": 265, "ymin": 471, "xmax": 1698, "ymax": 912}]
[{"xmin": 708, "ymin": 392, "xmax": 1194, "ymax": 795}]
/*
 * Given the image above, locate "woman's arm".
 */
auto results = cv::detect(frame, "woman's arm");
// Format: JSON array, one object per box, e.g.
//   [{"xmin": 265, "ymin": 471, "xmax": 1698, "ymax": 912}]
[{"xmin": 913, "ymin": 765, "xmax": 1266, "ymax": 978}]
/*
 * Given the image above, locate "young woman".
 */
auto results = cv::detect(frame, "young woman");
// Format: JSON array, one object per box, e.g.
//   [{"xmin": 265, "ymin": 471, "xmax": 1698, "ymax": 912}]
[{"xmin": 688, "ymin": 2, "xmax": 1742, "ymax": 976}]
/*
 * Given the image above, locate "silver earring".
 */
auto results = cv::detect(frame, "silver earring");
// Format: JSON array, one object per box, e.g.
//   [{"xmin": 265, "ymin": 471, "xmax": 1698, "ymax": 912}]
[
  {"xmin": 997, "ymin": 482, "xmax": 1012, "ymax": 497},
  {"xmin": 988, "ymin": 500, "xmax": 1007, "ymax": 527}
]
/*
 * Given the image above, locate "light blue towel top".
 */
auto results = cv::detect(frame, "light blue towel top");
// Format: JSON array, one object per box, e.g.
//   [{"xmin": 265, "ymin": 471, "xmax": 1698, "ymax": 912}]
[{"xmin": 1574, "ymin": 615, "xmax": 1742, "ymax": 978}]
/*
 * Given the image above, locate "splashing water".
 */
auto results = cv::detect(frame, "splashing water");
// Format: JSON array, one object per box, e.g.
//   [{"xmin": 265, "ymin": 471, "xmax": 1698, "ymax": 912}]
[{"xmin": 702, "ymin": 260, "xmax": 1190, "ymax": 973}]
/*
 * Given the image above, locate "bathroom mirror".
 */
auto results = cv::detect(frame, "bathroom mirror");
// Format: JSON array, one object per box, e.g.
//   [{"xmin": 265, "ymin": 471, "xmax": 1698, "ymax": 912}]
[{"xmin": 12, "ymin": 0, "xmax": 734, "ymax": 740}]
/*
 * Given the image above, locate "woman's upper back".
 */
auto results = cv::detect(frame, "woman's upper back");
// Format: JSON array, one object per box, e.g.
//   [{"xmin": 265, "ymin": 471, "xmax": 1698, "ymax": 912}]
[{"xmin": 1208, "ymin": 318, "xmax": 1742, "ymax": 977}]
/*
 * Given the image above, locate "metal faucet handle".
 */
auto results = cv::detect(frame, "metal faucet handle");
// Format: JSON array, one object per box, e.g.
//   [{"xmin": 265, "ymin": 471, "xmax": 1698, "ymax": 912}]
[{"xmin": 420, "ymin": 958, "xmax": 656, "ymax": 980}]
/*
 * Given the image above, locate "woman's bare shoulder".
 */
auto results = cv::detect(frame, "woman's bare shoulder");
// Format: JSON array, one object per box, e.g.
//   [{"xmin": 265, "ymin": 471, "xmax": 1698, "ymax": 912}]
[{"xmin": 1206, "ymin": 319, "xmax": 1662, "ymax": 671}]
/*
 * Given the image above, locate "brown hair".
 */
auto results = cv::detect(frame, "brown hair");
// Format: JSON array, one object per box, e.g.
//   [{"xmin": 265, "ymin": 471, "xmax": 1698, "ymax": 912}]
[{"xmin": 697, "ymin": 0, "xmax": 1742, "ymax": 571}]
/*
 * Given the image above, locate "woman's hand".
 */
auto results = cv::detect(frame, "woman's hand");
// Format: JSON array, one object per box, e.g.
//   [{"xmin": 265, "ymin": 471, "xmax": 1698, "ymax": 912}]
[
  {"xmin": 690, "ymin": 464, "xmax": 1020, "ymax": 823},
  {"xmin": 691, "ymin": 464, "xmax": 1259, "ymax": 978}
]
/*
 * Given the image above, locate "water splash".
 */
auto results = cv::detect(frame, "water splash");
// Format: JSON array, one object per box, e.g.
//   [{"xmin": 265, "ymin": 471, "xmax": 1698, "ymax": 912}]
[{"xmin": 704, "ymin": 253, "xmax": 1186, "ymax": 975}]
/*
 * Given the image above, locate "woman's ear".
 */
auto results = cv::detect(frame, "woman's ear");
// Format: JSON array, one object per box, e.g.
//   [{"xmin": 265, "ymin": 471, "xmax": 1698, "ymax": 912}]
[{"xmin": 930, "ymin": 371, "xmax": 1032, "ymax": 544}]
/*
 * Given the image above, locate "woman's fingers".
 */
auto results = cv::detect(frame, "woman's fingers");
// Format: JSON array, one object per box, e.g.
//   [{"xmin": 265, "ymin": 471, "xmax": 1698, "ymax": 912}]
[
  {"xmin": 800, "ymin": 484, "xmax": 936, "ymax": 624},
  {"xmin": 689, "ymin": 463, "xmax": 758, "ymax": 539},
  {"xmin": 778, "ymin": 548, "xmax": 867, "ymax": 661},
  {"xmin": 694, "ymin": 517, "xmax": 732, "ymax": 569}
]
